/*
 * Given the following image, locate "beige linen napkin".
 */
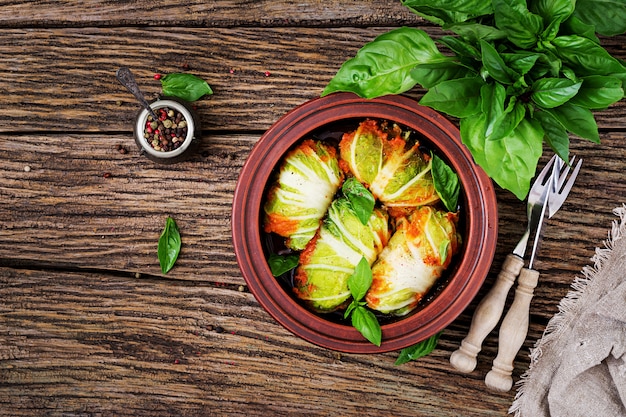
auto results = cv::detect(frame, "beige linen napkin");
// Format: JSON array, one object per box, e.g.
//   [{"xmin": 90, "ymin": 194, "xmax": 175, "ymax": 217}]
[{"xmin": 511, "ymin": 205, "xmax": 626, "ymax": 417}]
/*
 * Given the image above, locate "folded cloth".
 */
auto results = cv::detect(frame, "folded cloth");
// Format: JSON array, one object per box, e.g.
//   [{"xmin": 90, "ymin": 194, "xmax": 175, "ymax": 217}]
[{"xmin": 511, "ymin": 205, "xmax": 626, "ymax": 417}]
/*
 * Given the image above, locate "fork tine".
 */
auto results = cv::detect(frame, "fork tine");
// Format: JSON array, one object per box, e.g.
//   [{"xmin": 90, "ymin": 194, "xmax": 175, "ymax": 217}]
[
  {"xmin": 548, "ymin": 157, "xmax": 582, "ymax": 218},
  {"xmin": 555, "ymin": 155, "xmax": 577, "ymax": 192},
  {"xmin": 531, "ymin": 155, "xmax": 557, "ymax": 193}
]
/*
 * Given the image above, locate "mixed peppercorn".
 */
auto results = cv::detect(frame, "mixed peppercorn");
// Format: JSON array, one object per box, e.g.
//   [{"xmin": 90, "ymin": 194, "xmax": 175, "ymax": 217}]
[{"xmin": 143, "ymin": 107, "xmax": 188, "ymax": 152}]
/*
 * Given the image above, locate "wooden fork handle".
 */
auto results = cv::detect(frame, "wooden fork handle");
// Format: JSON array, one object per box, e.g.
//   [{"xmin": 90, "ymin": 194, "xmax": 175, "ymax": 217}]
[
  {"xmin": 450, "ymin": 254, "xmax": 524, "ymax": 373},
  {"xmin": 485, "ymin": 267, "xmax": 540, "ymax": 392}
]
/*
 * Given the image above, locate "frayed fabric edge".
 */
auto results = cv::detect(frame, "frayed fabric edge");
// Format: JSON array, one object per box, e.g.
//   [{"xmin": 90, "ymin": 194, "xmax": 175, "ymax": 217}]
[{"xmin": 509, "ymin": 204, "xmax": 626, "ymax": 416}]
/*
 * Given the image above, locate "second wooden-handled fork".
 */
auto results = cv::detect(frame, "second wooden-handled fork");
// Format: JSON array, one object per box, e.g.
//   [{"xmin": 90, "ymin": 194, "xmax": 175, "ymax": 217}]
[
  {"xmin": 484, "ymin": 156, "xmax": 582, "ymax": 392},
  {"xmin": 449, "ymin": 155, "xmax": 582, "ymax": 385}
]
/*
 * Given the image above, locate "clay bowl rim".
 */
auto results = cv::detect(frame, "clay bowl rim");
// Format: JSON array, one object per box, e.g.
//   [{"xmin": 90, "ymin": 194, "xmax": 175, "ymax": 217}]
[{"xmin": 232, "ymin": 92, "xmax": 498, "ymax": 354}]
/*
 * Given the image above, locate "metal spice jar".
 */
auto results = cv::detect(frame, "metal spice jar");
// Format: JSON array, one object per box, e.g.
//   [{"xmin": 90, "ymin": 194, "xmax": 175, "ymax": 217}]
[{"xmin": 133, "ymin": 97, "xmax": 200, "ymax": 164}]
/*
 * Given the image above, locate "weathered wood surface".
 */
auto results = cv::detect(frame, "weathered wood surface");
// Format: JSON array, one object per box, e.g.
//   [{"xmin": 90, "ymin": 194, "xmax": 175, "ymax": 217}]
[
  {"xmin": 0, "ymin": 28, "xmax": 624, "ymax": 133},
  {"xmin": 1, "ymin": 1, "xmax": 625, "ymax": 416}
]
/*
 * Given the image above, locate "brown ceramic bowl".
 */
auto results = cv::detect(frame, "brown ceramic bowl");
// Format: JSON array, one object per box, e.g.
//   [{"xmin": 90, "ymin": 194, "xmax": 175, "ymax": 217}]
[{"xmin": 232, "ymin": 93, "xmax": 497, "ymax": 353}]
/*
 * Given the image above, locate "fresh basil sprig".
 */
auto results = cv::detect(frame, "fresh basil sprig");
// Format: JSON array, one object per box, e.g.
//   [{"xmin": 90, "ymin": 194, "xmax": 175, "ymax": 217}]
[
  {"xmin": 161, "ymin": 73, "xmax": 213, "ymax": 102},
  {"xmin": 268, "ymin": 253, "xmax": 299, "ymax": 277},
  {"xmin": 344, "ymin": 257, "xmax": 382, "ymax": 346},
  {"xmin": 323, "ymin": 1, "xmax": 626, "ymax": 200},
  {"xmin": 395, "ymin": 332, "xmax": 442, "ymax": 365},
  {"xmin": 342, "ymin": 177, "xmax": 375, "ymax": 225},
  {"xmin": 431, "ymin": 154, "xmax": 460, "ymax": 212},
  {"xmin": 158, "ymin": 217, "xmax": 181, "ymax": 274}
]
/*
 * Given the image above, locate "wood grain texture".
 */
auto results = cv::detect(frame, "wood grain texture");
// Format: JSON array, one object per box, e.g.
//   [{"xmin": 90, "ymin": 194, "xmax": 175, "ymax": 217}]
[
  {"xmin": 0, "ymin": 267, "xmax": 513, "ymax": 417},
  {"xmin": 0, "ymin": 0, "xmax": 421, "ymax": 28},
  {"xmin": 1, "ymin": 1, "xmax": 626, "ymax": 416},
  {"xmin": 0, "ymin": 27, "xmax": 624, "ymax": 133}
]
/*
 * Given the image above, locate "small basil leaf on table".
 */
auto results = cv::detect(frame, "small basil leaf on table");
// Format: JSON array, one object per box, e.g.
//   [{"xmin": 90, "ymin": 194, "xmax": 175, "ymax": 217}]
[
  {"xmin": 268, "ymin": 253, "xmax": 299, "ymax": 277},
  {"xmin": 158, "ymin": 217, "xmax": 181, "ymax": 274},
  {"xmin": 161, "ymin": 73, "xmax": 213, "ymax": 102},
  {"xmin": 342, "ymin": 177, "xmax": 375, "ymax": 225},
  {"xmin": 395, "ymin": 332, "xmax": 442, "ymax": 365},
  {"xmin": 431, "ymin": 154, "xmax": 460, "ymax": 212}
]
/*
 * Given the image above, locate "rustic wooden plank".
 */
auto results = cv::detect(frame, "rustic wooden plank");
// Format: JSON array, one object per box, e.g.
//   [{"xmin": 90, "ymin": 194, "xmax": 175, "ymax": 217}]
[
  {"xmin": 1, "ymin": 129, "xmax": 624, "ymax": 284},
  {"xmin": 0, "ymin": 132, "xmax": 253, "ymax": 282},
  {"xmin": 0, "ymin": 267, "xmax": 514, "ymax": 417},
  {"xmin": 0, "ymin": 0, "xmax": 421, "ymax": 28},
  {"xmin": 0, "ymin": 27, "xmax": 624, "ymax": 133}
]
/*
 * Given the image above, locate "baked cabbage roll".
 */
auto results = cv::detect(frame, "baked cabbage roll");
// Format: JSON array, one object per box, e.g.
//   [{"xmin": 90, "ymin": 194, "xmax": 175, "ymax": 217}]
[
  {"xmin": 293, "ymin": 197, "xmax": 390, "ymax": 312},
  {"xmin": 339, "ymin": 119, "xmax": 439, "ymax": 217},
  {"xmin": 366, "ymin": 206, "xmax": 460, "ymax": 316},
  {"xmin": 263, "ymin": 139, "xmax": 344, "ymax": 251}
]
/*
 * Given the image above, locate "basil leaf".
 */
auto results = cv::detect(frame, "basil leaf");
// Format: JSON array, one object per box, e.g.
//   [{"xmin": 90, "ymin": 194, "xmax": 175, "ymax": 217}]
[
  {"xmin": 268, "ymin": 253, "xmax": 299, "ymax": 277},
  {"xmin": 342, "ymin": 177, "xmax": 375, "ymax": 225},
  {"xmin": 158, "ymin": 217, "xmax": 181, "ymax": 274},
  {"xmin": 347, "ymin": 257, "xmax": 373, "ymax": 302},
  {"xmin": 545, "ymin": 103, "xmax": 600, "ymax": 143},
  {"xmin": 489, "ymin": 99, "xmax": 526, "ymax": 141},
  {"xmin": 395, "ymin": 332, "xmax": 442, "ymax": 365},
  {"xmin": 568, "ymin": 75, "xmax": 624, "ymax": 109},
  {"xmin": 481, "ymin": 82, "xmax": 506, "ymax": 137},
  {"xmin": 161, "ymin": 73, "xmax": 213, "ymax": 102},
  {"xmin": 411, "ymin": 59, "xmax": 473, "ymax": 89},
  {"xmin": 438, "ymin": 36, "xmax": 481, "ymax": 61},
  {"xmin": 480, "ymin": 40, "xmax": 517, "ymax": 84},
  {"xmin": 404, "ymin": 0, "xmax": 492, "ymax": 16},
  {"xmin": 560, "ymin": 15, "xmax": 600, "ymax": 43},
  {"xmin": 351, "ymin": 306, "xmax": 382, "ymax": 347},
  {"xmin": 446, "ymin": 22, "xmax": 506, "ymax": 42},
  {"xmin": 461, "ymin": 113, "xmax": 544, "ymax": 199},
  {"xmin": 432, "ymin": 154, "xmax": 460, "ymax": 212},
  {"xmin": 492, "ymin": 0, "xmax": 544, "ymax": 49},
  {"xmin": 573, "ymin": 0, "xmax": 626, "ymax": 36},
  {"xmin": 420, "ymin": 77, "xmax": 484, "ymax": 118},
  {"xmin": 530, "ymin": 0, "xmax": 575, "ymax": 41},
  {"xmin": 552, "ymin": 36, "xmax": 626, "ymax": 84},
  {"xmin": 403, "ymin": 0, "xmax": 493, "ymax": 23},
  {"xmin": 501, "ymin": 52, "xmax": 542, "ymax": 76},
  {"xmin": 533, "ymin": 111, "xmax": 570, "ymax": 164},
  {"xmin": 322, "ymin": 27, "xmax": 445, "ymax": 98},
  {"xmin": 531, "ymin": 78, "xmax": 582, "ymax": 108}
]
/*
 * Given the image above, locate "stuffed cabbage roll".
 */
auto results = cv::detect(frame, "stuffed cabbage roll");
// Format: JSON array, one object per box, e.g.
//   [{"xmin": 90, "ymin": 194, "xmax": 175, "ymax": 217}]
[
  {"xmin": 339, "ymin": 119, "xmax": 439, "ymax": 217},
  {"xmin": 366, "ymin": 206, "xmax": 460, "ymax": 316},
  {"xmin": 263, "ymin": 139, "xmax": 344, "ymax": 251},
  {"xmin": 293, "ymin": 197, "xmax": 390, "ymax": 312}
]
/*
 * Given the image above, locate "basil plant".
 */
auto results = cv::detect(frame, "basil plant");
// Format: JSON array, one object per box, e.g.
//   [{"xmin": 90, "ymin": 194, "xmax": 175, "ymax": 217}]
[{"xmin": 323, "ymin": 0, "xmax": 626, "ymax": 199}]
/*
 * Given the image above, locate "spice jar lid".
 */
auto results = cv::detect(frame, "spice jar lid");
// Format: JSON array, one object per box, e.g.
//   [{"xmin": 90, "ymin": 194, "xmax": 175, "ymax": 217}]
[{"xmin": 133, "ymin": 97, "xmax": 201, "ymax": 164}]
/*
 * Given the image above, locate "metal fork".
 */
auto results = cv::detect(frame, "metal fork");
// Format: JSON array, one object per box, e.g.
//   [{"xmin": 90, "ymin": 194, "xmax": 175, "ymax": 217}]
[
  {"xmin": 450, "ymin": 155, "xmax": 558, "ymax": 375},
  {"xmin": 485, "ymin": 155, "xmax": 582, "ymax": 392}
]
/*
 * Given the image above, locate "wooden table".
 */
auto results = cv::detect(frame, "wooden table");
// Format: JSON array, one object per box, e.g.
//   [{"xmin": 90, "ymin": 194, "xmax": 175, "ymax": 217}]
[{"xmin": 1, "ymin": 2, "xmax": 624, "ymax": 416}]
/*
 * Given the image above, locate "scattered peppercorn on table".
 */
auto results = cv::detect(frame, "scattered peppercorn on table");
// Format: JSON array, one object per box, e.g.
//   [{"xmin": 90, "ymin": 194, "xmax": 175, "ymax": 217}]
[{"xmin": 1, "ymin": 2, "xmax": 625, "ymax": 416}]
